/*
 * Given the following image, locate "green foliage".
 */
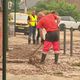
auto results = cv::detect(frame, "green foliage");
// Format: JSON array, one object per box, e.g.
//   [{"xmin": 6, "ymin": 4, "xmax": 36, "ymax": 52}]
[{"xmin": 35, "ymin": 0, "xmax": 80, "ymax": 21}]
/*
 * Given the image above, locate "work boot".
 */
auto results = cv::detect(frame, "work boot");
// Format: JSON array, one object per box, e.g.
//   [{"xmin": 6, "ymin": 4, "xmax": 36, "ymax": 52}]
[
  {"xmin": 54, "ymin": 54, "xmax": 59, "ymax": 64},
  {"xmin": 28, "ymin": 38, "xmax": 31, "ymax": 44},
  {"xmin": 40, "ymin": 53, "xmax": 46, "ymax": 64}
]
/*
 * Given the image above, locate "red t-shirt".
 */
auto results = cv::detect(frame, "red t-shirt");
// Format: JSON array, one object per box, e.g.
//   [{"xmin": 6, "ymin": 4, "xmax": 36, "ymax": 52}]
[{"xmin": 37, "ymin": 14, "xmax": 59, "ymax": 32}]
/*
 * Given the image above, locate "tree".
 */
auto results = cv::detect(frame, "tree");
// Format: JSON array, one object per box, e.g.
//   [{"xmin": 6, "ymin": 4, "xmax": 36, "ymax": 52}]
[{"xmin": 35, "ymin": 0, "xmax": 80, "ymax": 20}]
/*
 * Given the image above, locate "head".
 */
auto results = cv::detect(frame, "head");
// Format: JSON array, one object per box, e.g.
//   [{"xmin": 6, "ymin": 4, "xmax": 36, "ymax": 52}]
[
  {"xmin": 38, "ymin": 12, "xmax": 45, "ymax": 17},
  {"xmin": 32, "ymin": 10, "xmax": 36, "ymax": 16},
  {"xmin": 51, "ymin": 10, "xmax": 58, "ymax": 15},
  {"xmin": 51, "ymin": 10, "xmax": 56, "ymax": 14}
]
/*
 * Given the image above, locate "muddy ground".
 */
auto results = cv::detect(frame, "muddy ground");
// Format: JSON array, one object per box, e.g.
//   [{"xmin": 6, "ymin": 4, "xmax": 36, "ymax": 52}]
[{"xmin": 6, "ymin": 31, "xmax": 80, "ymax": 80}]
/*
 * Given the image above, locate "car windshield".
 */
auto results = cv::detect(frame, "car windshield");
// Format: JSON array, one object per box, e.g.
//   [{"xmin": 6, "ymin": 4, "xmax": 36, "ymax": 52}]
[
  {"xmin": 61, "ymin": 16, "xmax": 75, "ymax": 21},
  {"xmin": 16, "ymin": 14, "xmax": 28, "ymax": 21}
]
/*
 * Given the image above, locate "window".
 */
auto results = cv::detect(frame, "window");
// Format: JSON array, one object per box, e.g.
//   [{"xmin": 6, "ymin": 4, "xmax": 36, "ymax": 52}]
[
  {"xmin": 61, "ymin": 16, "xmax": 70, "ymax": 21},
  {"xmin": 61, "ymin": 16, "xmax": 75, "ymax": 21}
]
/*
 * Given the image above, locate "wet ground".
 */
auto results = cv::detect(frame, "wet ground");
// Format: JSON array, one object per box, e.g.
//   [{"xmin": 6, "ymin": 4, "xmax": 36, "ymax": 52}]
[{"xmin": 6, "ymin": 31, "xmax": 80, "ymax": 80}]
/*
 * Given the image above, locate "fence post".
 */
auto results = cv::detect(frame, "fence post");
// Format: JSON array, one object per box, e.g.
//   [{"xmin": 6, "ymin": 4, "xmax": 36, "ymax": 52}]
[
  {"xmin": 63, "ymin": 28, "xmax": 66, "ymax": 55},
  {"xmin": 59, "ymin": 24, "xmax": 66, "ymax": 55},
  {"xmin": 70, "ymin": 27, "xmax": 73, "ymax": 56},
  {"xmin": 3, "ymin": 0, "xmax": 8, "ymax": 80},
  {"xmin": 14, "ymin": 0, "xmax": 16, "ymax": 36}
]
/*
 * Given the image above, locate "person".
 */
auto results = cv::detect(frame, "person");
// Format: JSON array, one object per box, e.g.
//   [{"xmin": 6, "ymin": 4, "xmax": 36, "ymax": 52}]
[
  {"xmin": 37, "ymin": 11, "xmax": 60, "ymax": 64},
  {"xmin": 36, "ymin": 12, "xmax": 45, "ymax": 44},
  {"xmin": 28, "ymin": 10, "xmax": 37, "ymax": 44}
]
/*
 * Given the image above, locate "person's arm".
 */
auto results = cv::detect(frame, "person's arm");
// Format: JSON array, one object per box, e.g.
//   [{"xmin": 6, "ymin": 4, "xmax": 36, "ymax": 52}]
[
  {"xmin": 39, "ymin": 28, "xmax": 44, "ymax": 40},
  {"xmin": 27, "ymin": 16, "xmax": 30, "ymax": 21},
  {"xmin": 27, "ymin": 16, "xmax": 30, "ymax": 25},
  {"xmin": 56, "ymin": 16, "xmax": 60, "ymax": 25},
  {"xmin": 39, "ymin": 28, "xmax": 44, "ymax": 44},
  {"xmin": 54, "ymin": 14, "xmax": 60, "ymax": 25},
  {"xmin": 37, "ymin": 20, "xmax": 44, "ymax": 43}
]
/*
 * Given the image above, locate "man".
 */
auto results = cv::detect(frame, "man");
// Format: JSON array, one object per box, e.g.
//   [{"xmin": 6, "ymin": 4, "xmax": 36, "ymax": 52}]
[
  {"xmin": 28, "ymin": 10, "xmax": 37, "ymax": 44},
  {"xmin": 36, "ymin": 12, "xmax": 45, "ymax": 44},
  {"xmin": 37, "ymin": 11, "xmax": 60, "ymax": 64}
]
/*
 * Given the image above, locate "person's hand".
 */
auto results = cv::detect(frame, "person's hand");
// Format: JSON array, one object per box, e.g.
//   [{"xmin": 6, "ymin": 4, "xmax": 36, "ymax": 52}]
[{"xmin": 41, "ymin": 38, "xmax": 44, "ymax": 44}]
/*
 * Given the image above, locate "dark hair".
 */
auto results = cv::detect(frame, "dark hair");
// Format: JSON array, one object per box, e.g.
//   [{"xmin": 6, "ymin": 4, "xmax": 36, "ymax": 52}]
[
  {"xmin": 51, "ymin": 10, "xmax": 56, "ymax": 14},
  {"xmin": 51, "ymin": 10, "xmax": 59, "ymax": 15}
]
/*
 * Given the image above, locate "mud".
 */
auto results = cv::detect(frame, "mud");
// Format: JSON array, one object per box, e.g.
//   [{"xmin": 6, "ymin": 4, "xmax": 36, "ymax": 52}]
[{"xmin": 6, "ymin": 31, "xmax": 80, "ymax": 80}]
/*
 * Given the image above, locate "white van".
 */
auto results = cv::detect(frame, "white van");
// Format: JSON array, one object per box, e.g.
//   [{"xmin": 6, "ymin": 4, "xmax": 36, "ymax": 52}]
[
  {"xmin": 59, "ymin": 16, "xmax": 80, "ymax": 30},
  {"xmin": 9, "ymin": 12, "xmax": 29, "ymax": 35}
]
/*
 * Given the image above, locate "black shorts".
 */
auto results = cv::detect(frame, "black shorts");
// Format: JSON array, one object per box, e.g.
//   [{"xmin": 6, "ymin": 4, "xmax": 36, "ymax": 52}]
[{"xmin": 45, "ymin": 30, "xmax": 59, "ymax": 42}]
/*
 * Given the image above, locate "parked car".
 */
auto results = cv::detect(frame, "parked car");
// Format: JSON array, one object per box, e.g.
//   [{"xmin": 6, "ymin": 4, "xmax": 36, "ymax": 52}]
[
  {"xmin": 59, "ymin": 16, "xmax": 80, "ymax": 30},
  {"xmin": 8, "ymin": 12, "xmax": 29, "ymax": 35}
]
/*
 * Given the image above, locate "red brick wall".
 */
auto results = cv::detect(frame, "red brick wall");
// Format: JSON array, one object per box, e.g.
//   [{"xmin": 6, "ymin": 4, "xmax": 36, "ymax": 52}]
[{"xmin": 0, "ymin": 12, "xmax": 2, "ymax": 57}]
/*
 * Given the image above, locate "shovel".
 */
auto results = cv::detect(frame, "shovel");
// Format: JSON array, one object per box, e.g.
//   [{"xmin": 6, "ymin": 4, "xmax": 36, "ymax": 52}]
[{"xmin": 28, "ymin": 44, "xmax": 42, "ymax": 64}]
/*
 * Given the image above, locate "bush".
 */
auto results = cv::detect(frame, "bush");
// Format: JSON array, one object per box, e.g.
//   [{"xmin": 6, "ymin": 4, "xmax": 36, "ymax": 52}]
[{"xmin": 35, "ymin": 0, "xmax": 80, "ymax": 21}]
